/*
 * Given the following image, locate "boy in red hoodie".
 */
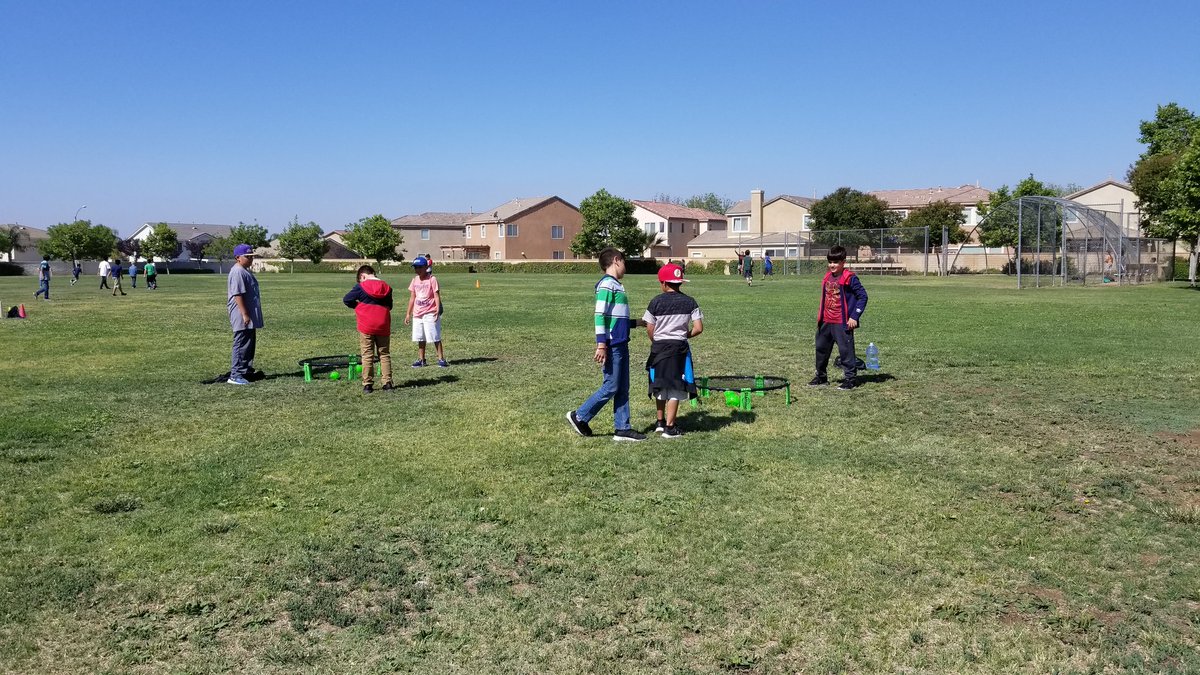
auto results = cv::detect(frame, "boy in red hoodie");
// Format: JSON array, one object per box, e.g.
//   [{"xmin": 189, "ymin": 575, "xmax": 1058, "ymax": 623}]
[{"xmin": 343, "ymin": 265, "xmax": 394, "ymax": 393}]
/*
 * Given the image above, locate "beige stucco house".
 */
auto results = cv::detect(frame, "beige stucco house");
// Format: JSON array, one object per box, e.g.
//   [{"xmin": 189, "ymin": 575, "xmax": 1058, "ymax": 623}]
[
  {"xmin": 688, "ymin": 190, "xmax": 812, "ymax": 259},
  {"xmin": 1064, "ymin": 180, "xmax": 1142, "ymax": 235},
  {"xmin": 631, "ymin": 201, "xmax": 725, "ymax": 259},
  {"xmin": 461, "ymin": 196, "xmax": 583, "ymax": 260},
  {"xmin": 869, "ymin": 185, "xmax": 991, "ymax": 232}
]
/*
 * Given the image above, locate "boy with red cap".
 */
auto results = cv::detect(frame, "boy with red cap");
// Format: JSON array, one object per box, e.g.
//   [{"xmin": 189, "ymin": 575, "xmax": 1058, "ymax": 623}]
[
  {"xmin": 643, "ymin": 263, "xmax": 704, "ymax": 438},
  {"xmin": 343, "ymin": 264, "xmax": 395, "ymax": 393}
]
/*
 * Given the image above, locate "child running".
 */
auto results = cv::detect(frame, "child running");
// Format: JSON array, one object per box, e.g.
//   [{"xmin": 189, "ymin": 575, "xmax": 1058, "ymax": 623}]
[
  {"xmin": 567, "ymin": 247, "xmax": 647, "ymax": 442},
  {"xmin": 404, "ymin": 256, "xmax": 447, "ymax": 368},
  {"xmin": 343, "ymin": 264, "xmax": 394, "ymax": 393},
  {"xmin": 643, "ymin": 263, "xmax": 703, "ymax": 438}
]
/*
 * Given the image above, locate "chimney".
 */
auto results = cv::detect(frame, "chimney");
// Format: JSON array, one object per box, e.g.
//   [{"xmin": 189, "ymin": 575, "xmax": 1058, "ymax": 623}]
[{"xmin": 751, "ymin": 189, "xmax": 764, "ymax": 239}]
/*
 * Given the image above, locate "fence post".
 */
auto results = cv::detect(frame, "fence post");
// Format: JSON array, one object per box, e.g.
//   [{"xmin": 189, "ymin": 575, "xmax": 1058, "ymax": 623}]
[
  {"xmin": 1017, "ymin": 199, "xmax": 1024, "ymax": 289},
  {"xmin": 923, "ymin": 226, "xmax": 929, "ymax": 276}
]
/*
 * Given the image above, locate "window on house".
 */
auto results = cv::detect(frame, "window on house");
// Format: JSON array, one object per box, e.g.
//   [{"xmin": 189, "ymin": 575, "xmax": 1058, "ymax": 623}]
[
  {"xmin": 1064, "ymin": 209, "xmax": 1079, "ymax": 223},
  {"xmin": 480, "ymin": 224, "xmax": 486, "ymax": 238},
  {"xmin": 552, "ymin": 250, "xmax": 565, "ymax": 259},
  {"xmin": 551, "ymin": 225, "xmax": 564, "ymax": 239},
  {"xmin": 465, "ymin": 226, "xmax": 472, "ymax": 239},
  {"xmin": 420, "ymin": 229, "xmax": 430, "ymax": 240},
  {"xmin": 691, "ymin": 251, "xmax": 703, "ymax": 258},
  {"xmin": 493, "ymin": 251, "xmax": 501, "ymax": 259},
  {"xmin": 659, "ymin": 222, "xmax": 665, "ymax": 233},
  {"xmin": 802, "ymin": 215, "xmax": 813, "ymax": 228},
  {"xmin": 733, "ymin": 217, "xmax": 748, "ymax": 232},
  {"xmin": 498, "ymin": 223, "xmax": 504, "ymax": 238},
  {"xmin": 506, "ymin": 223, "xmax": 518, "ymax": 237},
  {"xmin": 644, "ymin": 223, "xmax": 656, "ymax": 235},
  {"xmin": 894, "ymin": 210, "xmax": 909, "ymax": 220}
]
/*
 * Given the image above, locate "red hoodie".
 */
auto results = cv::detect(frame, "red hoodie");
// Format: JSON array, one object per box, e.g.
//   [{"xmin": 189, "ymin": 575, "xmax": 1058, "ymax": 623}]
[{"xmin": 342, "ymin": 278, "xmax": 393, "ymax": 336}]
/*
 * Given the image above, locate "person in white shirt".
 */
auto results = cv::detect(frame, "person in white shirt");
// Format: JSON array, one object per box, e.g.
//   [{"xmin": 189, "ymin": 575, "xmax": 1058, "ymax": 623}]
[{"xmin": 98, "ymin": 258, "xmax": 111, "ymax": 289}]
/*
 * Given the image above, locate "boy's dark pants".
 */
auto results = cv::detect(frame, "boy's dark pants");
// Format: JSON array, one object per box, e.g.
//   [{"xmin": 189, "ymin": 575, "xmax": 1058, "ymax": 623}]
[
  {"xmin": 815, "ymin": 322, "xmax": 857, "ymax": 381},
  {"xmin": 231, "ymin": 329, "xmax": 257, "ymax": 380}
]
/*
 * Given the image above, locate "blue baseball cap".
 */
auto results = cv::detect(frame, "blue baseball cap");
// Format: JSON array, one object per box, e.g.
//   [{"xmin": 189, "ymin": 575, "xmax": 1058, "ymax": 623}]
[
  {"xmin": 411, "ymin": 256, "xmax": 429, "ymax": 267},
  {"xmin": 234, "ymin": 244, "xmax": 256, "ymax": 257}
]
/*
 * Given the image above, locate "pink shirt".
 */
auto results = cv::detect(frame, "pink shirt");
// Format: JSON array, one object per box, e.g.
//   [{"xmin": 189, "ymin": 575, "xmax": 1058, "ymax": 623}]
[{"xmin": 409, "ymin": 275, "xmax": 440, "ymax": 317}]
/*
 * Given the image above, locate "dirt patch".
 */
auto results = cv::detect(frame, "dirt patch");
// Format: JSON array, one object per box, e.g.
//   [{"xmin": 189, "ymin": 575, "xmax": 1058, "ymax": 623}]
[
  {"xmin": 1139, "ymin": 553, "xmax": 1163, "ymax": 567},
  {"xmin": 1155, "ymin": 427, "xmax": 1200, "ymax": 450}
]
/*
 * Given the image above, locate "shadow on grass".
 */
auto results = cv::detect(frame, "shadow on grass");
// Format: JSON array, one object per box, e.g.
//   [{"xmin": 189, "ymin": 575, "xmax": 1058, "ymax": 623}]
[
  {"xmin": 400, "ymin": 374, "xmax": 459, "ymax": 389},
  {"xmin": 665, "ymin": 408, "xmax": 756, "ymax": 433},
  {"xmin": 448, "ymin": 356, "xmax": 499, "ymax": 365},
  {"xmin": 856, "ymin": 372, "xmax": 898, "ymax": 385}
]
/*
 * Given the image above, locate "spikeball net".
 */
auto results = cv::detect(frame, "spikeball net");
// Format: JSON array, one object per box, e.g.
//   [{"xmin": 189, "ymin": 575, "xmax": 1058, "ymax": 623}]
[
  {"xmin": 298, "ymin": 354, "xmax": 380, "ymax": 382},
  {"xmin": 693, "ymin": 375, "xmax": 791, "ymax": 410}
]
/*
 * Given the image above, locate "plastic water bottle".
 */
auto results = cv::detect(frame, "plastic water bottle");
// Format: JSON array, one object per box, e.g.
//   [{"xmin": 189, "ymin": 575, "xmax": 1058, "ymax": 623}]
[{"xmin": 865, "ymin": 342, "xmax": 881, "ymax": 370}]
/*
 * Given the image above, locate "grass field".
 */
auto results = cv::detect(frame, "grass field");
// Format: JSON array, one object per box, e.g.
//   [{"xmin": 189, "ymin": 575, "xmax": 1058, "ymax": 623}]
[{"xmin": 2, "ymin": 270, "xmax": 1199, "ymax": 673}]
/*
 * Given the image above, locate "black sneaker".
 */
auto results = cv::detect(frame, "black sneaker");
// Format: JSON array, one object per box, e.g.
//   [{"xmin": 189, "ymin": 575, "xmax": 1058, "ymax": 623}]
[
  {"xmin": 380, "ymin": 383, "xmax": 396, "ymax": 391},
  {"xmin": 837, "ymin": 379, "xmax": 856, "ymax": 391},
  {"xmin": 661, "ymin": 426, "xmax": 683, "ymax": 439},
  {"xmin": 612, "ymin": 429, "xmax": 647, "ymax": 442},
  {"xmin": 654, "ymin": 420, "xmax": 665, "ymax": 433},
  {"xmin": 567, "ymin": 411, "xmax": 593, "ymax": 437},
  {"xmin": 363, "ymin": 385, "xmax": 374, "ymax": 394},
  {"xmin": 808, "ymin": 376, "xmax": 828, "ymax": 387}
]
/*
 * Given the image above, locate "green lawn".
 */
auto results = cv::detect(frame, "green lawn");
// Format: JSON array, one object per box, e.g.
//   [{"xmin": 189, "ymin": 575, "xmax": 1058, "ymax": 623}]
[{"xmin": 1, "ymin": 271, "xmax": 1198, "ymax": 673}]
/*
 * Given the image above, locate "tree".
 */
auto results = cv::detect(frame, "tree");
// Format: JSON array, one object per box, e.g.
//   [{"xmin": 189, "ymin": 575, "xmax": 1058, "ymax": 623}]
[
  {"xmin": 1159, "ymin": 133, "xmax": 1200, "ymax": 250},
  {"xmin": 229, "ymin": 221, "xmax": 270, "ymax": 249},
  {"xmin": 1128, "ymin": 103, "xmax": 1200, "ymax": 242},
  {"xmin": 809, "ymin": 188, "xmax": 900, "ymax": 253},
  {"xmin": 976, "ymin": 175, "xmax": 1061, "ymax": 255},
  {"xmin": 116, "ymin": 237, "xmax": 141, "ymax": 260},
  {"xmin": 42, "ymin": 220, "xmax": 118, "ymax": 262},
  {"xmin": 343, "ymin": 214, "xmax": 402, "ymax": 264},
  {"xmin": 203, "ymin": 236, "xmax": 234, "ymax": 273},
  {"xmin": 903, "ymin": 200, "xmax": 968, "ymax": 251},
  {"xmin": 683, "ymin": 193, "xmax": 734, "ymax": 214},
  {"xmin": 571, "ymin": 188, "xmax": 645, "ymax": 258},
  {"xmin": 0, "ymin": 225, "xmax": 29, "ymax": 258},
  {"xmin": 1137, "ymin": 102, "xmax": 1199, "ymax": 159},
  {"xmin": 184, "ymin": 240, "xmax": 207, "ymax": 267},
  {"xmin": 277, "ymin": 216, "xmax": 327, "ymax": 270},
  {"xmin": 141, "ymin": 223, "xmax": 181, "ymax": 272}
]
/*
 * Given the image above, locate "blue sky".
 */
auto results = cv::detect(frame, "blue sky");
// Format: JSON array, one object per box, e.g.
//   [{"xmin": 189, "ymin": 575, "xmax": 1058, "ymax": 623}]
[{"xmin": 2, "ymin": 0, "xmax": 1197, "ymax": 236}]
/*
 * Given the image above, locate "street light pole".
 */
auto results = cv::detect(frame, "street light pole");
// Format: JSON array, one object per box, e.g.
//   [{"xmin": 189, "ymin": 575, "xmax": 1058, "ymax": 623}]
[{"xmin": 74, "ymin": 205, "xmax": 87, "ymax": 223}]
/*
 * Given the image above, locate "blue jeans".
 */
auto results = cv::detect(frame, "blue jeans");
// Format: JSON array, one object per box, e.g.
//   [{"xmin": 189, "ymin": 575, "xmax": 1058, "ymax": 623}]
[
  {"xmin": 576, "ymin": 342, "xmax": 631, "ymax": 431},
  {"xmin": 231, "ymin": 329, "xmax": 257, "ymax": 379},
  {"xmin": 35, "ymin": 280, "xmax": 49, "ymax": 299}
]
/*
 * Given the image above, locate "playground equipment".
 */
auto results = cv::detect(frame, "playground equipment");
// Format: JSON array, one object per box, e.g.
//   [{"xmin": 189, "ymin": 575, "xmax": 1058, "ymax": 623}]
[{"xmin": 692, "ymin": 375, "xmax": 791, "ymax": 411}]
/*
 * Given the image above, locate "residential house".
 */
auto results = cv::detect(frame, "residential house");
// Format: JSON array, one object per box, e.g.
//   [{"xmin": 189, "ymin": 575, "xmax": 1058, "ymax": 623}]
[
  {"xmin": 321, "ymin": 230, "xmax": 362, "ymax": 259},
  {"xmin": 461, "ymin": 196, "xmax": 582, "ymax": 260},
  {"xmin": 129, "ymin": 222, "xmax": 236, "ymax": 260},
  {"xmin": 869, "ymin": 185, "xmax": 991, "ymax": 232},
  {"xmin": 689, "ymin": 190, "xmax": 812, "ymax": 259},
  {"xmin": 1064, "ymin": 180, "xmax": 1142, "ymax": 235},
  {"xmin": 0, "ymin": 225, "xmax": 50, "ymax": 262},
  {"xmin": 390, "ymin": 212, "xmax": 476, "ymax": 261},
  {"xmin": 630, "ymin": 201, "xmax": 725, "ymax": 259}
]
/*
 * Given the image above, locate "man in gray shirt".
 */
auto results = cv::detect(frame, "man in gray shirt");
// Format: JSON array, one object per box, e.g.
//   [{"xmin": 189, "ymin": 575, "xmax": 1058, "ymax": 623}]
[{"xmin": 227, "ymin": 244, "xmax": 263, "ymax": 385}]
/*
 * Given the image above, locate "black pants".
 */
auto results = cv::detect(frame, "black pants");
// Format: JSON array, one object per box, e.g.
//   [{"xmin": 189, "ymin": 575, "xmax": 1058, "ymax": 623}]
[
  {"xmin": 815, "ymin": 322, "xmax": 856, "ymax": 381},
  {"xmin": 100, "ymin": 277, "xmax": 109, "ymax": 289}
]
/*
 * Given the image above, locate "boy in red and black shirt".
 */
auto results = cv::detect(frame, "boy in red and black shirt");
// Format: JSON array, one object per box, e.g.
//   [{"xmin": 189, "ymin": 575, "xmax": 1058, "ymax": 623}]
[
  {"xmin": 343, "ymin": 264, "xmax": 394, "ymax": 393},
  {"xmin": 812, "ymin": 245, "xmax": 868, "ymax": 390}
]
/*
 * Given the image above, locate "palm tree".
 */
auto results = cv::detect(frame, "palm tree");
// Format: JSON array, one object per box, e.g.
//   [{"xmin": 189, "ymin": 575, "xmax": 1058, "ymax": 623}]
[{"xmin": 637, "ymin": 230, "xmax": 665, "ymax": 257}]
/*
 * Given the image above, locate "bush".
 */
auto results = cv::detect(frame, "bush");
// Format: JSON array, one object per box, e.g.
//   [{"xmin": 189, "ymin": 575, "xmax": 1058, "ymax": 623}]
[
  {"xmin": 1175, "ymin": 257, "xmax": 1192, "ymax": 280},
  {"xmin": 1001, "ymin": 258, "xmax": 1065, "ymax": 275},
  {"xmin": 0, "ymin": 262, "xmax": 23, "ymax": 276}
]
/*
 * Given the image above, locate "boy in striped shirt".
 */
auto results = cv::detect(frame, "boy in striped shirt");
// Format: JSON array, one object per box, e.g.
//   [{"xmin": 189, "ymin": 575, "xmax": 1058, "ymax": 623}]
[{"xmin": 568, "ymin": 248, "xmax": 647, "ymax": 442}]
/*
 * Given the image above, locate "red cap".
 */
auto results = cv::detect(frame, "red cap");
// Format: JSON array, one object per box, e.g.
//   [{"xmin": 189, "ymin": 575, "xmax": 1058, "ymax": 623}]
[{"xmin": 657, "ymin": 264, "xmax": 688, "ymax": 284}]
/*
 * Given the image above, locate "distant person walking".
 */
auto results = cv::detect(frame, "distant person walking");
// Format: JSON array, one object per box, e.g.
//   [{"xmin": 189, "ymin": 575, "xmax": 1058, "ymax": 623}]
[
  {"xmin": 98, "ymin": 258, "xmax": 111, "ymax": 289},
  {"xmin": 71, "ymin": 260, "xmax": 81, "ymax": 285},
  {"xmin": 33, "ymin": 255, "xmax": 51, "ymax": 300},
  {"xmin": 110, "ymin": 258, "xmax": 127, "ymax": 296},
  {"xmin": 764, "ymin": 254, "xmax": 773, "ymax": 276},
  {"xmin": 129, "ymin": 260, "xmax": 139, "ymax": 288},
  {"xmin": 144, "ymin": 261, "xmax": 158, "ymax": 289},
  {"xmin": 226, "ymin": 244, "xmax": 263, "ymax": 385},
  {"xmin": 742, "ymin": 250, "xmax": 753, "ymax": 286}
]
